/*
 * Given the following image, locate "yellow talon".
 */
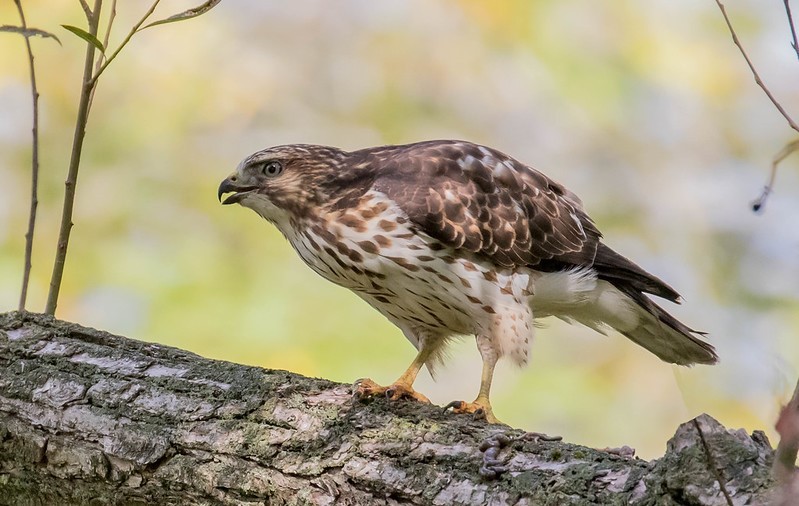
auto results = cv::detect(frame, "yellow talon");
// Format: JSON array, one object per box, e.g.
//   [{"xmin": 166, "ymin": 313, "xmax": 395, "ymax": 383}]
[
  {"xmin": 444, "ymin": 398, "xmax": 503, "ymax": 424},
  {"xmin": 353, "ymin": 377, "xmax": 431, "ymax": 403}
]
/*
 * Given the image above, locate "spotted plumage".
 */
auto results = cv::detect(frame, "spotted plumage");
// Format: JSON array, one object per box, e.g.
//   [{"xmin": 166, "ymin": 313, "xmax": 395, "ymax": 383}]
[{"xmin": 219, "ymin": 140, "xmax": 717, "ymax": 423}]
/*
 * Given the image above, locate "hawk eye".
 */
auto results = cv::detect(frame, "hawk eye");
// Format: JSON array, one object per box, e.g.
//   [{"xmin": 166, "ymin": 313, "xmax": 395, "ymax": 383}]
[{"xmin": 261, "ymin": 161, "xmax": 283, "ymax": 177}]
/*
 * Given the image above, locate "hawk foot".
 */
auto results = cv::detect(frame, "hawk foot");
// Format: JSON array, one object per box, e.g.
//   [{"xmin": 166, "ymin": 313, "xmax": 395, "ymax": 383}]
[
  {"xmin": 444, "ymin": 400, "xmax": 502, "ymax": 424},
  {"xmin": 352, "ymin": 378, "xmax": 431, "ymax": 403}
]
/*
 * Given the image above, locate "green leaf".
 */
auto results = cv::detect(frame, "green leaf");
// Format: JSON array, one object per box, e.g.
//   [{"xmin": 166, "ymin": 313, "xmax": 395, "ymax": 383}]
[
  {"xmin": 61, "ymin": 24, "xmax": 104, "ymax": 53},
  {"xmin": 0, "ymin": 25, "xmax": 62, "ymax": 44},
  {"xmin": 142, "ymin": 0, "xmax": 222, "ymax": 30}
]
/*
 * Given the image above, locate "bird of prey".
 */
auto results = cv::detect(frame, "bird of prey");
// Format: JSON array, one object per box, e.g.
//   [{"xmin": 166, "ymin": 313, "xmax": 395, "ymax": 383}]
[{"xmin": 218, "ymin": 140, "xmax": 717, "ymax": 423}]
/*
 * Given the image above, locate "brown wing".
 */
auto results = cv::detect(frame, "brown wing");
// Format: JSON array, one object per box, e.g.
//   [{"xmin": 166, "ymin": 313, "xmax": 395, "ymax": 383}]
[{"xmin": 368, "ymin": 140, "xmax": 602, "ymax": 269}]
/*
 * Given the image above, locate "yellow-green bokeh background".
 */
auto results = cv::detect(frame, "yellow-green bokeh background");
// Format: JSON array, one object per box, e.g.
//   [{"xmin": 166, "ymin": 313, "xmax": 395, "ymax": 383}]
[{"xmin": 1, "ymin": 0, "xmax": 797, "ymax": 459}]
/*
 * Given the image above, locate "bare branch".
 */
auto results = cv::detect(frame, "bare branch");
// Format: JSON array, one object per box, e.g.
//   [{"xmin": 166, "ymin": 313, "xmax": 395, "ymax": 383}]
[
  {"xmin": 45, "ymin": 0, "xmax": 104, "ymax": 315},
  {"xmin": 785, "ymin": 0, "xmax": 799, "ymax": 62},
  {"xmin": 90, "ymin": 0, "xmax": 162, "ymax": 85},
  {"xmin": 99, "ymin": 0, "xmax": 117, "ymax": 63},
  {"xmin": 752, "ymin": 138, "xmax": 799, "ymax": 212},
  {"xmin": 13, "ymin": 0, "xmax": 41, "ymax": 312},
  {"xmin": 715, "ymin": 0, "xmax": 799, "ymax": 213},
  {"xmin": 44, "ymin": 0, "xmax": 220, "ymax": 314},
  {"xmin": 79, "ymin": 0, "xmax": 92, "ymax": 21},
  {"xmin": 89, "ymin": 0, "xmax": 117, "ymax": 110},
  {"xmin": 714, "ymin": 0, "xmax": 799, "ymax": 133}
]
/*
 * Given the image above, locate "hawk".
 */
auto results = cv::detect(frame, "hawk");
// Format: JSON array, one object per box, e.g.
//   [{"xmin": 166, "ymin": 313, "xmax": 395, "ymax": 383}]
[{"xmin": 218, "ymin": 140, "xmax": 717, "ymax": 423}]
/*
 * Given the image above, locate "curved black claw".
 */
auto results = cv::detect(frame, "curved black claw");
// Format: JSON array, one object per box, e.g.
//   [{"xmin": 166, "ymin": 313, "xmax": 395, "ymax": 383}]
[
  {"xmin": 352, "ymin": 378, "xmax": 431, "ymax": 404},
  {"xmin": 443, "ymin": 400, "xmax": 465, "ymax": 413},
  {"xmin": 351, "ymin": 378, "xmax": 369, "ymax": 399}
]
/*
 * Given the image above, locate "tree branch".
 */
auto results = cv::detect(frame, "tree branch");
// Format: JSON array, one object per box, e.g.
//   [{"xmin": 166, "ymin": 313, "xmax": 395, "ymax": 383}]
[
  {"xmin": 785, "ymin": 0, "xmax": 799, "ymax": 62},
  {"xmin": 714, "ymin": 0, "xmax": 799, "ymax": 213},
  {"xmin": 78, "ymin": 0, "xmax": 92, "ymax": 22},
  {"xmin": 90, "ymin": 0, "xmax": 161, "ymax": 86},
  {"xmin": 714, "ymin": 0, "xmax": 799, "ymax": 133},
  {"xmin": 13, "ymin": 0, "xmax": 41, "ymax": 312},
  {"xmin": 0, "ymin": 312, "xmax": 776, "ymax": 504},
  {"xmin": 93, "ymin": 0, "xmax": 116, "ymax": 79},
  {"xmin": 752, "ymin": 138, "xmax": 799, "ymax": 212},
  {"xmin": 44, "ymin": 0, "xmax": 103, "ymax": 315}
]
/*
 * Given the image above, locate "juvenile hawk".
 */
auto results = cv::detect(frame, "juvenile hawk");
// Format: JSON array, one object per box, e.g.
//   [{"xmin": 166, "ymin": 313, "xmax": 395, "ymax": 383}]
[{"xmin": 218, "ymin": 140, "xmax": 717, "ymax": 423}]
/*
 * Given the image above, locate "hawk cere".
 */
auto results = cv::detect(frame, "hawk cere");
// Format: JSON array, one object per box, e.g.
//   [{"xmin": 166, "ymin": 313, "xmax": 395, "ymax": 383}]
[{"xmin": 218, "ymin": 140, "xmax": 717, "ymax": 423}]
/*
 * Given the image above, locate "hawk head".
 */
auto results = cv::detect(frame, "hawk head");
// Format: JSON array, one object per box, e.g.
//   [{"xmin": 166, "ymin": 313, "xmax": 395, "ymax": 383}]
[{"xmin": 218, "ymin": 144, "xmax": 348, "ymax": 226}]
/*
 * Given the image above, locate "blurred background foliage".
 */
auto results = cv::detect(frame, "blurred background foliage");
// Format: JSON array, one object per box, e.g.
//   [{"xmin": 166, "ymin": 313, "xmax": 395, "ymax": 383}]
[{"xmin": 1, "ymin": 0, "xmax": 797, "ymax": 459}]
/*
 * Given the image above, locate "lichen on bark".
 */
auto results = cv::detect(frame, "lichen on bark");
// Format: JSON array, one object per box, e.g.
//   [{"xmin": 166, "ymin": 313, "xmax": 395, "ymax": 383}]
[{"xmin": 0, "ymin": 312, "xmax": 777, "ymax": 505}]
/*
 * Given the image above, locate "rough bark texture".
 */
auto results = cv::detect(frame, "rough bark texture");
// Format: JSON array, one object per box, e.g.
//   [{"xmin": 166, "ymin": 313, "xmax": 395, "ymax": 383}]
[{"xmin": 0, "ymin": 311, "xmax": 776, "ymax": 505}]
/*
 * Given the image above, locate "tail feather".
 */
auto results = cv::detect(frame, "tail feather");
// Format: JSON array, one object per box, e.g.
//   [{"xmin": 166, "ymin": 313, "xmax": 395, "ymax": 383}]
[
  {"xmin": 589, "ymin": 244, "xmax": 717, "ymax": 364},
  {"xmin": 533, "ymin": 244, "xmax": 717, "ymax": 365},
  {"xmin": 613, "ymin": 284, "xmax": 717, "ymax": 365},
  {"xmin": 593, "ymin": 243, "xmax": 681, "ymax": 302},
  {"xmin": 563, "ymin": 280, "xmax": 717, "ymax": 365},
  {"xmin": 543, "ymin": 243, "xmax": 717, "ymax": 365}
]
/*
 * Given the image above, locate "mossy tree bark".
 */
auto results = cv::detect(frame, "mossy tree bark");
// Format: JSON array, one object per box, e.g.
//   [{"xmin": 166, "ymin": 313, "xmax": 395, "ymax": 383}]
[{"xmin": 0, "ymin": 312, "xmax": 776, "ymax": 505}]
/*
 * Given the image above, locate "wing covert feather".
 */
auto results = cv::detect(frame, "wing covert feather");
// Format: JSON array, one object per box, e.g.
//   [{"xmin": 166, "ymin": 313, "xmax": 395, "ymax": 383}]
[{"xmin": 370, "ymin": 141, "xmax": 601, "ymax": 269}]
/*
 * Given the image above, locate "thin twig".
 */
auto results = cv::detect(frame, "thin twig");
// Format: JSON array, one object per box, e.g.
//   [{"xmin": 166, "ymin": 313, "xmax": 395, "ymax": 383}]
[
  {"xmin": 89, "ymin": 0, "xmax": 116, "ymax": 110},
  {"xmin": 13, "ymin": 0, "xmax": 40, "ymax": 312},
  {"xmin": 785, "ymin": 0, "xmax": 799, "ymax": 62},
  {"xmin": 715, "ymin": 0, "xmax": 799, "ymax": 212},
  {"xmin": 96, "ymin": 0, "xmax": 117, "ymax": 72},
  {"xmin": 79, "ymin": 0, "xmax": 92, "ymax": 21},
  {"xmin": 44, "ymin": 0, "xmax": 104, "ymax": 315},
  {"xmin": 715, "ymin": 0, "xmax": 799, "ymax": 133},
  {"xmin": 90, "ymin": 0, "xmax": 161, "ymax": 85},
  {"xmin": 752, "ymin": 139, "xmax": 799, "ymax": 212}
]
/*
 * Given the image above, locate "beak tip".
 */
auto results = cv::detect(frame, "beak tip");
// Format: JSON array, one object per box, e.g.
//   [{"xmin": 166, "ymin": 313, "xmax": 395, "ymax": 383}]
[
  {"xmin": 218, "ymin": 177, "xmax": 233, "ymax": 204},
  {"xmin": 218, "ymin": 176, "xmax": 257, "ymax": 206}
]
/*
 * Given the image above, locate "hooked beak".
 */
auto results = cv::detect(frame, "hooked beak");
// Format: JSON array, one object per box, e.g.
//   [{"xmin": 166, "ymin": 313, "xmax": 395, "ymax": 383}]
[{"xmin": 218, "ymin": 176, "xmax": 258, "ymax": 205}]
